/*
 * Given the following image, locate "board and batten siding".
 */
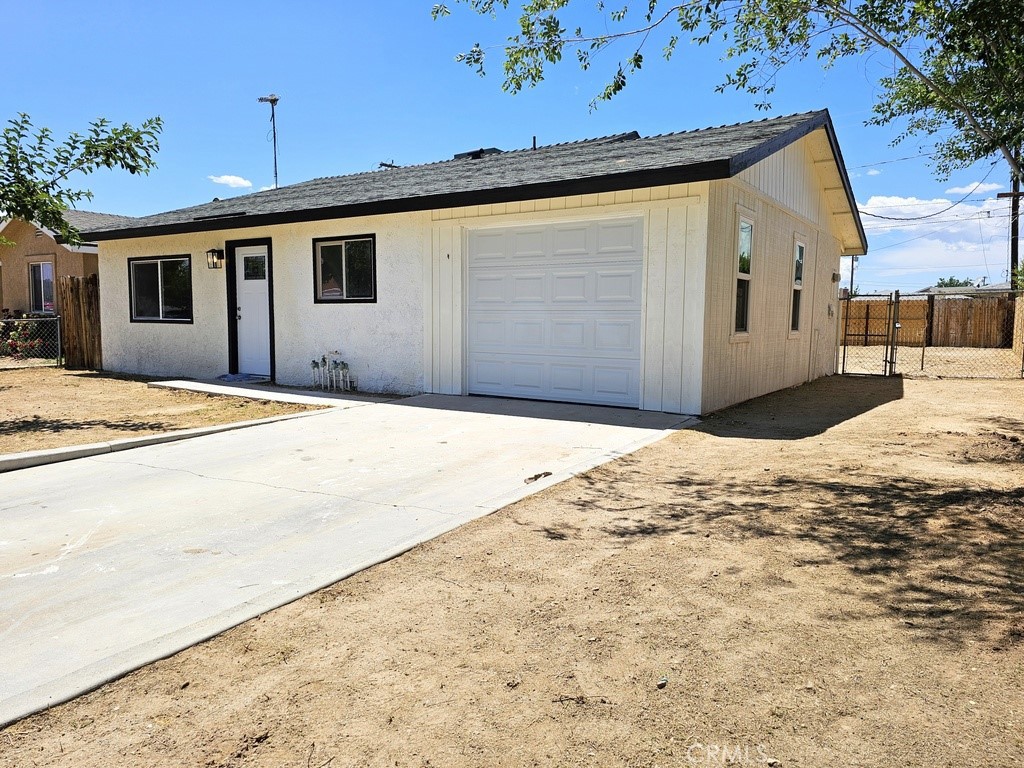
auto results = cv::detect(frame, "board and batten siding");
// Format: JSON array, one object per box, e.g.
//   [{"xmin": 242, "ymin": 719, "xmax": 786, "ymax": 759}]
[
  {"xmin": 424, "ymin": 183, "xmax": 710, "ymax": 413},
  {"xmin": 701, "ymin": 134, "xmax": 844, "ymax": 414}
]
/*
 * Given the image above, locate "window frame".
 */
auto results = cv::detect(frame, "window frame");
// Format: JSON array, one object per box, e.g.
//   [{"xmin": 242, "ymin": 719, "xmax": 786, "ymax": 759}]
[
  {"xmin": 312, "ymin": 234, "xmax": 377, "ymax": 304},
  {"xmin": 790, "ymin": 239, "xmax": 806, "ymax": 334},
  {"xmin": 28, "ymin": 261, "xmax": 55, "ymax": 314},
  {"xmin": 127, "ymin": 255, "xmax": 194, "ymax": 324},
  {"xmin": 732, "ymin": 213, "xmax": 755, "ymax": 336}
]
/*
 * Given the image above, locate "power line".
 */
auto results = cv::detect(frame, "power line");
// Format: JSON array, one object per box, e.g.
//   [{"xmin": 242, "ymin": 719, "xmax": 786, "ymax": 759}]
[
  {"xmin": 858, "ymin": 162, "xmax": 999, "ymax": 221},
  {"xmin": 849, "ymin": 151, "xmax": 935, "ymax": 169}
]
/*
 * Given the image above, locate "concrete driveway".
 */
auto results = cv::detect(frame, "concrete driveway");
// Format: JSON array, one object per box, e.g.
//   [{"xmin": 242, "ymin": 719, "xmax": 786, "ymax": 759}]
[{"xmin": 0, "ymin": 395, "xmax": 686, "ymax": 726}]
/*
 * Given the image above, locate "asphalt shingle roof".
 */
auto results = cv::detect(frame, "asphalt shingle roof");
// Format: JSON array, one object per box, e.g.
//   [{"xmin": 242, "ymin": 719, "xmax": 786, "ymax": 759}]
[{"xmin": 81, "ymin": 110, "xmax": 861, "ymax": 246}]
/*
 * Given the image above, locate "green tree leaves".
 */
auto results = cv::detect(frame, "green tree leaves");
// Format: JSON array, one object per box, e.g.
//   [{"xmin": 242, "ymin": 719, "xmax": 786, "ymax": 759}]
[
  {"xmin": 435, "ymin": 0, "xmax": 1023, "ymax": 180},
  {"xmin": 1, "ymin": 114, "xmax": 162, "ymax": 246}
]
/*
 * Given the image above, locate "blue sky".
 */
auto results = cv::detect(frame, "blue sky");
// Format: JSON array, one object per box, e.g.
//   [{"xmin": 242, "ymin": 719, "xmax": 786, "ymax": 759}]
[{"xmin": 7, "ymin": 1, "xmax": 1016, "ymax": 293}]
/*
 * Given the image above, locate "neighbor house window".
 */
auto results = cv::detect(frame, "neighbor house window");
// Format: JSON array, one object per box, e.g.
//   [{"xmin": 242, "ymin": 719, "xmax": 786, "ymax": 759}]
[
  {"xmin": 29, "ymin": 262, "xmax": 55, "ymax": 313},
  {"xmin": 734, "ymin": 219, "xmax": 753, "ymax": 333},
  {"xmin": 791, "ymin": 241, "xmax": 805, "ymax": 332},
  {"xmin": 129, "ymin": 256, "xmax": 193, "ymax": 322},
  {"xmin": 313, "ymin": 235, "xmax": 376, "ymax": 302}
]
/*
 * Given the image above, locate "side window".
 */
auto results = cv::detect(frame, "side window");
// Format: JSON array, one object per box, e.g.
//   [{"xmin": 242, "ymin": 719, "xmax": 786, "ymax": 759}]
[
  {"xmin": 129, "ymin": 256, "xmax": 193, "ymax": 322},
  {"xmin": 734, "ymin": 219, "xmax": 753, "ymax": 333},
  {"xmin": 29, "ymin": 262, "xmax": 55, "ymax": 313},
  {"xmin": 313, "ymin": 235, "xmax": 376, "ymax": 303},
  {"xmin": 791, "ymin": 241, "xmax": 805, "ymax": 332}
]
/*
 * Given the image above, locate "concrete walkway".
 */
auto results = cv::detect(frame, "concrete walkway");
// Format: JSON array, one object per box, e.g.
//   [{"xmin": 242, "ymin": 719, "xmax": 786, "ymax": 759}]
[{"xmin": 0, "ymin": 395, "xmax": 688, "ymax": 726}]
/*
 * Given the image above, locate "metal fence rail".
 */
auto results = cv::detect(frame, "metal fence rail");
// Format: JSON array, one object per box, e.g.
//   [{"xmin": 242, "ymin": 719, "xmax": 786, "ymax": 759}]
[{"xmin": 0, "ymin": 317, "xmax": 62, "ymax": 370}]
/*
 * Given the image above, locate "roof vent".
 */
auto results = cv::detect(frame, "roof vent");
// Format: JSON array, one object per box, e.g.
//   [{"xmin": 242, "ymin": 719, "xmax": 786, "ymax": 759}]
[{"xmin": 454, "ymin": 147, "xmax": 503, "ymax": 160}]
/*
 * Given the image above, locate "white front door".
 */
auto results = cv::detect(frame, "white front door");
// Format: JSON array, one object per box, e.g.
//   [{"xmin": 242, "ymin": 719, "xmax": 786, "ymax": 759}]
[
  {"xmin": 235, "ymin": 245, "xmax": 271, "ymax": 376},
  {"xmin": 466, "ymin": 217, "xmax": 644, "ymax": 407}
]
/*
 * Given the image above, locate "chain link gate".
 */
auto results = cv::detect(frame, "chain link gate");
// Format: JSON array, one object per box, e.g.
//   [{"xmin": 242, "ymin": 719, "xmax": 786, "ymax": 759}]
[{"xmin": 840, "ymin": 290, "xmax": 1024, "ymax": 378}]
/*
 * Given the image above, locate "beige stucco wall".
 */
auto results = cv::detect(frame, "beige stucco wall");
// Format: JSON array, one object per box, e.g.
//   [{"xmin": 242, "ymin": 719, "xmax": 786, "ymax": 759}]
[
  {"xmin": 0, "ymin": 219, "xmax": 96, "ymax": 316},
  {"xmin": 700, "ymin": 135, "xmax": 847, "ymax": 414},
  {"xmin": 98, "ymin": 212, "xmax": 428, "ymax": 392}
]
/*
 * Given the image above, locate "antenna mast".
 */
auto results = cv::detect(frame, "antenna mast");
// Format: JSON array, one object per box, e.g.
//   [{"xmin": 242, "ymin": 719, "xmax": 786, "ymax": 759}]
[{"xmin": 257, "ymin": 94, "xmax": 280, "ymax": 189}]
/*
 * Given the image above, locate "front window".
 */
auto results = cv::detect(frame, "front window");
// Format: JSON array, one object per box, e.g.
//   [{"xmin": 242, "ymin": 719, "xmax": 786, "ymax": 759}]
[
  {"xmin": 791, "ymin": 241, "xmax": 805, "ymax": 332},
  {"xmin": 313, "ymin": 235, "xmax": 376, "ymax": 302},
  {"xmin": 735, "ymin": 219, "xmax": 753, "ymax": 333},
  {"xmin": 129, "ymin": 256, "xmax": 193, "ymax": 322},
  {"xmin": 29, "ymin": 262, "xmax": 55, "ymax": 313}
]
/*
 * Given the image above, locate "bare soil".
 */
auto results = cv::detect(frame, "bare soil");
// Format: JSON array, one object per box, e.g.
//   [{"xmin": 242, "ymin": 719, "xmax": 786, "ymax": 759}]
[
  {"xmin": 0, "ymin": 368, "xmax": 317, "ymax": 454},
  {"xmin": 2, "ymin": 376, "xmax": 1022, "ymax": 767}
]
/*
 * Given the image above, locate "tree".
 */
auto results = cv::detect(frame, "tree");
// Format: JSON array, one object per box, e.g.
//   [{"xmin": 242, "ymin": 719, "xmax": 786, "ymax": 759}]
[
  {"xmin": 935, "ymin": 276, "xmax": 974, "ymax": 288},
  {"xmin": 431, "ymin": 0, "xmax": 1024, "ymax": 181},
  {"xmin": 1, "ymin": 113, "xmax": 163, "ymax": 246}
]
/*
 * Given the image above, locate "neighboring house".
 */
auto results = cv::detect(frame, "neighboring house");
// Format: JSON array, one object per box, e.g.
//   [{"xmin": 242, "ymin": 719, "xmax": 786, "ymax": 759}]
[
  {"xmin": 916, "ymin": 281, "xmax": 1013, "ymax": 295},
  {"xmin": 0, "ymin": 211, "xmax": 133, "ymax": 318},
  {"xmin": 80, "ymin": 110, "xmax": 866, "ymax": 415}
]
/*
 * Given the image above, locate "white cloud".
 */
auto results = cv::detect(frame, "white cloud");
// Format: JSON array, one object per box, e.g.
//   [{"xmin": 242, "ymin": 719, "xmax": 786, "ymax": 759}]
[
  {"xmin": 944, "ymin": 181, "xmax": 1003, "ymax": 195},
  {"xmin": 866, "ymin": 168, "xmax": 882, "ymax": 176},
  {"xmin": 852, "ymin": 193, "xmax": 1014, "ymax": 292},
  {"xmin": 258, "ymin": 185, "xmax": 274, "ymax": 192},
  {"xmin": 208, "ymin": 174, "xmax": 253, "ymax": 189}
]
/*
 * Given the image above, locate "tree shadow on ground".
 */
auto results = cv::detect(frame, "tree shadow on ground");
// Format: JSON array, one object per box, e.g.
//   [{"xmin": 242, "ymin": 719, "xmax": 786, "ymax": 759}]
[
  {"xmin": 695, "ymin": 375, "xmax": 905, "ymax": 440},
  {"xmin": 557, "ymin": 460, "xmax": 1023, "ymax": 648},
  {"xmin": 0, "ymin": 416, "xmax": 172, "ymax": 436}
]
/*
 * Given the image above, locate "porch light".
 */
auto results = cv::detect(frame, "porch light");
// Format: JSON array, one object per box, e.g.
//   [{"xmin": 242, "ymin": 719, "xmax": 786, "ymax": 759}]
[{"xmin": 206, "ymin": 248, "xmax": 225, "ymax": 269}]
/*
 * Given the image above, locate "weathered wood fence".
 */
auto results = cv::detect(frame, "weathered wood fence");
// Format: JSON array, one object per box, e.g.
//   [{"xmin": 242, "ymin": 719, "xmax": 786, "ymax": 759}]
[
  {"xmin": 844, "ymin": 294, "xmax": 1017, "ymax": 348},
  {"xmin": 56, "ymin": 274, "xmax": 102, "ymax": 369}
]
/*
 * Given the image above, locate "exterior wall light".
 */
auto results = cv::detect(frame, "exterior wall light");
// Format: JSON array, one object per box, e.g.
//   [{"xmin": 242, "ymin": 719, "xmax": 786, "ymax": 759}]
[{"xmin": 206, "ymin": 248, "xmax": 225, "ymax": 269}]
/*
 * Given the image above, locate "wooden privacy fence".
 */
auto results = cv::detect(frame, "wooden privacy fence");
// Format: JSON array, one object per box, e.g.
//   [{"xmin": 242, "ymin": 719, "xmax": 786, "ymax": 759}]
[
  {"xmin": 56, "ymin": 274, "xmax": 102, "ymax": 369},
  {"xmin": 844, "ymin": 294, "xmax": 1017, "ymax": 348}
]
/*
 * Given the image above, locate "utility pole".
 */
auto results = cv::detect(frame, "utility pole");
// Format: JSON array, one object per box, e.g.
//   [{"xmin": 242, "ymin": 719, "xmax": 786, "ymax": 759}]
[
  {"xmin": 996, "ymin": 157, "xmax": 1021, "ymax": 286},
  {"xmin": 257, "ymin": 94, "xmax": 280, "ymax": 189}
]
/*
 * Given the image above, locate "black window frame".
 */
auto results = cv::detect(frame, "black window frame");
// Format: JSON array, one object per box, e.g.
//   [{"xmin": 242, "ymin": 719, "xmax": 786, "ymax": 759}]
[
  {"xmin": 734, "ymin": 218, "xmax": 754, "ymax": 334},
  {"xmin": 790, "ymin": 240, "xmax": 805, "ymax": 333},
  {"xmin": 128, "ymin": 255, "xmax": 194, "ymax": 324},
  {"xmin": 312, "ymin": 234, "xmax": 377, "ymax": 304}
]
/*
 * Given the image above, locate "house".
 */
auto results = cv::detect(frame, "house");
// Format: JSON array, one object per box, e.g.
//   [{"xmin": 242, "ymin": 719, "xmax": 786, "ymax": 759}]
[
  {"xmin": 79, "ymin": 110, "xmax": 867, "ymax": 414},
  {"xmin": 0, "ymin": 211, "xmax": 132, "ymax": 318}
]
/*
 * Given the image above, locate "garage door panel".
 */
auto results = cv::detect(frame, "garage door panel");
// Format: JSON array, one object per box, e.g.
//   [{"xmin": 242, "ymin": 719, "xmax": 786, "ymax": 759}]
[
  {"xmin": 468, "ymin": 353, "xmax": 640, "ymax": 406},
  {"xmin": 467, "ymin": 217, "xmax": 643, "ymax": 407},
  {"xmin": 470, "ymin": 313, "xmax": 639, "ymax": 359},
  {"xmin": 511, "ymin": 319, "xmax": 545, "ymax": 347},
  {"xmin": 471, "ymin": 273, "xmax": 507, "ymax": 303},
  {"xmin": 511, "ymin": 274, "xmax": 546, "ymax": 302},
  {"xmin": 597, "ymin": 220, "xmax": 643, "ymax": 254},
  {"xmin": 512, "ymin": 229, "xmax": 547, "ymax": 259},
  {"xmin": 551, "ymin": 272, "xmax": 589, "ymax": 302},
  {"xmin": 552, "ymin": 224, "xmax": 590, "ymax": 257},
  {"xmin": 468, "ymin": 231, "xmax": 507, "ymax": 262},
  {"xmin": 595, "ymin": 270, "xmax": 642, "ymax": 303}
]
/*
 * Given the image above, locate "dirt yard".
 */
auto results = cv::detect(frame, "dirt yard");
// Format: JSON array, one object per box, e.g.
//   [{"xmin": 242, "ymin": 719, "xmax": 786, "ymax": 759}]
[
  {"xmin": 1, "ymin": 376, "xmax": 1022, "ymax": 767},
  {"xmin": 0, "ymin": 368, "xmax": 317, "ymax": 454}
]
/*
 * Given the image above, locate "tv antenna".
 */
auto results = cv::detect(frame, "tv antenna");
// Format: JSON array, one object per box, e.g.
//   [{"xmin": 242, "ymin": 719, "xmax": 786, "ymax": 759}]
[{"xmin": 257, "ymin": 94, "xmax": 280, "ymax": 189}]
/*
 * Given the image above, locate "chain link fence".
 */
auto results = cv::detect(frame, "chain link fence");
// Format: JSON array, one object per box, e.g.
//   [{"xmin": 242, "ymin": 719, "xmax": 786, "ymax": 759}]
[
  {"xmin": 840, "ymin": 291, "xmax": 1024, "ymax": 379},
  {"xmin": 0, "ymin": 316, "xmax": 63, "ymax": 369}
]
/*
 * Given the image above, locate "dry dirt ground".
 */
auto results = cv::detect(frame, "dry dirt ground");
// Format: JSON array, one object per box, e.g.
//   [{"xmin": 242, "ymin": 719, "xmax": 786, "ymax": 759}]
[
  {"xmin": 0, "ymin": 368, "xmax": 316, "ymax": 454},
  {"xmin": 2, "ymin": 376, "xmax": 1022, "ymax": 768}
]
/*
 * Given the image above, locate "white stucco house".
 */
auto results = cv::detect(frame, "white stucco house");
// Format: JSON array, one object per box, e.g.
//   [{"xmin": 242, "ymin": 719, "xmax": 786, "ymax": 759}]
[{"xmin": 80, "ymin": 110, "xmax": 867, "ymax": 415}]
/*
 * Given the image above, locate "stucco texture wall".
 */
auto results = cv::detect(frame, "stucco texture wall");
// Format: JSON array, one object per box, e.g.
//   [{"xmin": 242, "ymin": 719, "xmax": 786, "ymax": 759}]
[
  {"xmin": 98, "ymin": 213, "xmax": 427, "ymax": 393},
  {"xmin": 0, "ymin": 219, "xmax": 95, "ymax": 317}
]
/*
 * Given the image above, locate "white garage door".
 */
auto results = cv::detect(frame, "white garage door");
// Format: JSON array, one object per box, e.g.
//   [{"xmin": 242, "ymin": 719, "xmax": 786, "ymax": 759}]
[{"xmin": 467, "ymin": 217, "xmax": 643, "ymax": 407}]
